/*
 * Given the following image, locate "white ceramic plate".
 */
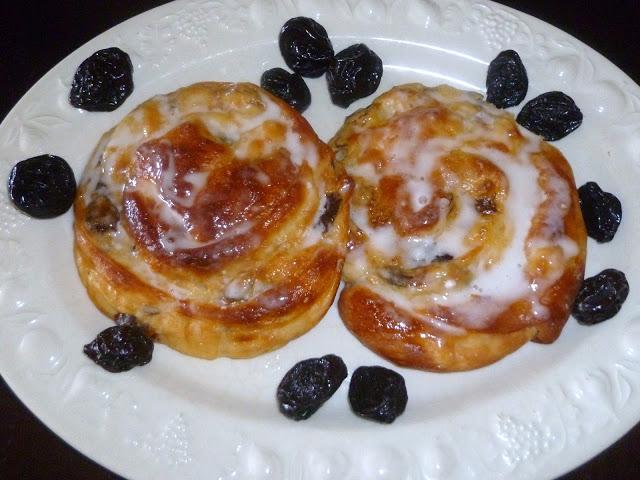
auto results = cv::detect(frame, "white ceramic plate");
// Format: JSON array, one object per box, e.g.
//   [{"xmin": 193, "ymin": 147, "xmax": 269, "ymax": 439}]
[{"xmin": 1, "ymin": 1, "xmax": 639, "ymax": 478}]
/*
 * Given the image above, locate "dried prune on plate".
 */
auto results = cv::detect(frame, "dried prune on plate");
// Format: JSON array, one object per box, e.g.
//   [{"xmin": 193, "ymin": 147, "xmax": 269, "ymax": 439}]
[
  {"xmin": 260, "ymin": 67, "xmax": 311, "ymax": 112},
  {"xmin": 84, "ymin": 325, "xmax": 154, "ymax": 373},
  {"xmin": 516, "ymin": 91, "xmax": 583, "ymax": 141},
  {"xmin": 578, "ymin": 182, "xmax": 622, "ymax": 243},
  {"xmin": 327, "ymin": 43, "xmax": 383, "ymax": 108},
  {"xmin": 8, "ymin": 155, "xmax": 76, "ymax": 219},
  {"xmin": 70, "ymin": 47, "xmax": 134, "ymax": 112},
  {"xmin": 348, "ymin": 365, "xmax": 408, "ymax": 423},
  {"xmin": 572, "ymin": 269, "xmax": 629, "ymax": 325},
  {"xmin": 277, "ymin": 354, "xmax": 347, "ymax": 420},
  {"xmin": 279, "ymin": 17, "xmax": 334, "ymax": 78},
  {"xmin": 486, "ymin": 50, "xmax": 528, "ymax": 108}
]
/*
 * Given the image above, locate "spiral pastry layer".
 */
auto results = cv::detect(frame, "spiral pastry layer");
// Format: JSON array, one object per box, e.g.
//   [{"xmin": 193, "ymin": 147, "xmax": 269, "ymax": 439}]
[
  {"xmin": 331, "ymin": 84, "xmax": 586, "ymax": 372},
  {"xmin": 74, "ymin": 82, "xmax": 350, "ymax": 359}
]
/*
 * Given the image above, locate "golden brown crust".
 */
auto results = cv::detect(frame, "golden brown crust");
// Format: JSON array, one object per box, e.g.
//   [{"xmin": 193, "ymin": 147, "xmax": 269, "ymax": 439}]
[
  {"xmin": 338, "ymin": 285, "xmax": 537, "ymax": 372},
  {"xmin": 74, "ymin": 82, "xmax": 350, "ymax": 359},
  {"xmin": 331, "ymin": 84, "xmax": 586, "ymax": 372}
]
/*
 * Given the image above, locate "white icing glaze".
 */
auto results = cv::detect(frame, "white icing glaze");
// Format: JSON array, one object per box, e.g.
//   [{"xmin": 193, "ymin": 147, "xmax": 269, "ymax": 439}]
[
  {"xmin": 89, "ymin": 85, "xmax": 328, "ymax": 261},
  {"xmin": 181, "ymin": 171, "xmax": 210, "ymax": 207},
  {"xmin": 159, "ymin": 218, "xmax": 256, "ymax": 253},
  {"xmin": 433, "ymin": 192, "xmax": 478, "ymax": 259},
  {"xmin": 405, "ymin": 178, "xmax": 433, "ymax": 212},
  {"xmin": 224, "ymin": 277, "xmax": 255, "ymax": 301},
  {"xmin": 301, "ymin": 188, "xmax": 327, "ymax": 248},
  {"xmin": 79, "ymin": 83, "xmax": 342, "ymax": 315},
  {"xmin": 344, "ymin": 86, "xmax": 581, "ymax": 331},
  {"xmin": 101, "ymin": 88, "xmax": 318, "ymax": 201}
]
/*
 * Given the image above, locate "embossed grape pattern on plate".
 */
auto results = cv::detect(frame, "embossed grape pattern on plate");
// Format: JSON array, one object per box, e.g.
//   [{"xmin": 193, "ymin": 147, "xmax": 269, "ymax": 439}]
[{"xmin": 1, "ymin": 1, "xmax": 639, "ymax": 479}]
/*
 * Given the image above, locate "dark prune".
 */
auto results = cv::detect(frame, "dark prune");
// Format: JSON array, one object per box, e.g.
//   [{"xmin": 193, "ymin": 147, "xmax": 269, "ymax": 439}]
[
  {"xmin": 572, "ymin": 269, "xmax": 629, "ymax": 325},
  {"xmin": 348, "ymin": 366, "xmax": 407, "ymax": 423},
  {"xmin": 70, "ymin": 47, "xmax": 134, "ymax": 112},
  {"xmin": 486, "ymin": 50, "xmax": 528, "ymax": 109},
  {"xmin": 84, "ymin": 325, "xmax": 154, "ymax": 373},
  {"xmin": 578, "ymin": 182, "xmax": 622, "ymax": 243},
  {"xmin": 8, "ymin": 155, "xmax": 76, "ymax": 219},
  {"xmin": 260, "ymin": 68, "xmax": 311, "ymax": 112},
  {"xmin": 319, "ymin": 192, "xmax": 341, "ymax": 232},
  {"xmin": 277, "ymin": 354, "xmax": 347, "ymax": 420},
  {"xmin": 516, "ymin": 91, "xmax": 582, "ymax": 141},
  {"xmin": 327, "ymin": 44, "xmax": 383, "ymax": 108},
  {"xmin": 279, "ymin": 17, "xmax": 334, "ymax": 78}
]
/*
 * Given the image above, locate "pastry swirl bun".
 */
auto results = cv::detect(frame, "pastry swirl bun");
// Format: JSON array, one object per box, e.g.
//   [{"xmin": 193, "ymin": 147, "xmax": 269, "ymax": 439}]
[
  {"xmin": 74, "ymin": 82, "xmax": 350, "ymax": 359},
  {"xmin": 331, "ymin": 84, "xmax": 586, "ymax": 372}
]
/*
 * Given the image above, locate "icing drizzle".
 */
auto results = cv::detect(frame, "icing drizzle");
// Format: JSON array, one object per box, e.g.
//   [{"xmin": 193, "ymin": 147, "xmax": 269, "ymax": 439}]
[{"xmin": 341, "ymin": 85, "xmax": 580, "ymax": 331}]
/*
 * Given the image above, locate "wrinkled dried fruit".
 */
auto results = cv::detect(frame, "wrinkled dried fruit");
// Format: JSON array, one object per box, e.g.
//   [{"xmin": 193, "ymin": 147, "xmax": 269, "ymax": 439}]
[
  {"xmin": 516, "ymin": 91, "xmax": 583, "ymax": 141},
  {"xmin": 279, "ymin": 17, "xmax": 334, "ymax": 78},
  {"xmin": 84, "ymin": 325, "xmax": 154, "ymax": 373},
  {"xmin": 8, "ymin": 155, "xmax": 76, "ymax": 218},
  {"xmin": 486, "ymin": 50, "xmax": 528, "ymax": 108},
  {"xmin": 70, "ymin": 47, "xmax": 134, "ymax": 111},
  {"xmin": 277, "ymin": 354, "xmax": 347, "ymax": 420},
  {"xmin": 319, "ymin": 192, "xmax": 341, "ymax": 232},
  {"xmin": 578, "ymin": 182, "xmax": 622, "ymax": 243},
  {"xmin": 572, "ymin": 269, "xmax": 629, "ymax": 325},
  {"xmin": 260, "ymin": 67, "xmax": 311, "ymax": 112},
  {"xmin": 348, "ymin": 366, "xmax": 407, "ymax": 423},
  {"xmin": 327, "ymin": 43, "xmax": 383, "ymax": 108}
]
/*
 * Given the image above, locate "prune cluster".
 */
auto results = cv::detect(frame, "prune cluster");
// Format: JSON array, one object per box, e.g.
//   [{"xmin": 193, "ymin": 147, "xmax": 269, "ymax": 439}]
[
  {"xmin": 578, "ymin": 182, "xmax": 622, "ymax": 243},
  {"xmin": 276, "ymin": 355, "xmax": 408, "ymax": 423},
  {"xmin": 486, "ymin": 50, "xmax": 582, "ymax": 141},
  {"xmin": 572, "ymin": 269, "xmax": 629, "ymax": 325},
  {"xmin": 84, "ymin": 322, "xmax": 154, "ymax": 373},
  {"xmin": 8, "ymin": 155, "xmax": 76, "ymax": 218},
  {"xmin": 70, "ymin": 47, "xmax": 134, "ymax": 112},
  {"xmin": 261, "ymin": 17, "xmax": 383, "ymax": 110},
  {"xmin": 485, "ymin": 51, "xmax": 628, "ymax": 327}
]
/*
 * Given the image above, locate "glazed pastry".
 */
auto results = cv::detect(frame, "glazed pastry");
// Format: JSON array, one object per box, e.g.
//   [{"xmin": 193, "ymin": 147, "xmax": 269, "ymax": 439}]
[
  {"xmin": 74, "ymin": 82, "xmax": 350, "ymax": 359},
  {"xmin": 331, "ymin": 84, "xmax": 586, "ymax": 372}
]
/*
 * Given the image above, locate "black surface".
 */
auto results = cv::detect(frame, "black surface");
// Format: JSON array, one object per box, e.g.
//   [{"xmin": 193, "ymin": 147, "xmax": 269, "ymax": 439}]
[{"xmin": 1, "ymin": 1, "xmax": 639, "ymax": 478}]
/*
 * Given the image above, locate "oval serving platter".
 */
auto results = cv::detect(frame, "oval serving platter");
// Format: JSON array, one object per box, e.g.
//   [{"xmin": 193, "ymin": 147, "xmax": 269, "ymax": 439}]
[{"xmin": 1, "ymin": 1, "xmax": 640, "ymax": 479}]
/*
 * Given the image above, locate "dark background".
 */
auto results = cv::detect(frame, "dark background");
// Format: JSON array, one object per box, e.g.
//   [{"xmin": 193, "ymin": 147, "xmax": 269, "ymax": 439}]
[{"xmin": 1, "ymin": 1, "xmax": 639, "ymax": 478}]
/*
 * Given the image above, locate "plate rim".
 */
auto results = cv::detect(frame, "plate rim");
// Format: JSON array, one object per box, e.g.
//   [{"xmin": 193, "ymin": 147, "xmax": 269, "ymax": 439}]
[{"xmin": 1, "ymin": 0, "xmax": 640, "ymax": 479}]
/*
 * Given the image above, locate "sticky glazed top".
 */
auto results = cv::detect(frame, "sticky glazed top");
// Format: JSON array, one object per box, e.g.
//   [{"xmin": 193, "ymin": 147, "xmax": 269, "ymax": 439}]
[
  {"xmin": 75, "ymin": 82, "xmax": 349, "ymax": 309},
  {"xmin": 332, "ymin": 84, "xmax": 586, "ymax": 340}
]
